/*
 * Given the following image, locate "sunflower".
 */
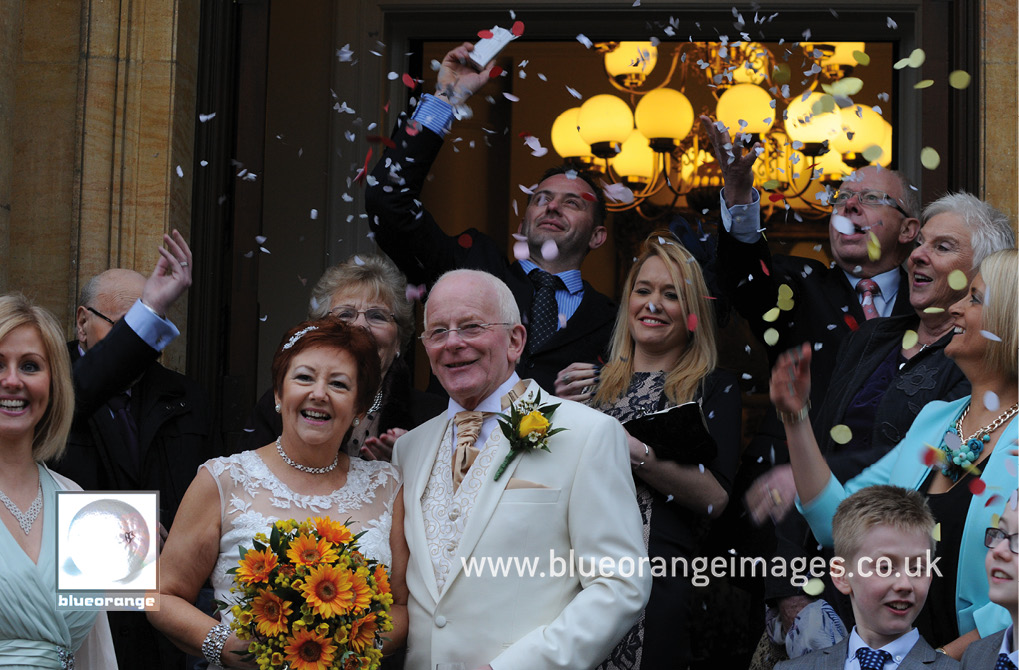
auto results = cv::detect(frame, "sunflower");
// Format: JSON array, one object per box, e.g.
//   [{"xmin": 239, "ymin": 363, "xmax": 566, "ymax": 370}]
[
  {"xmin": 251, "ymin": 589, "xmax": 293, "ymax": 637},
  {"xmin": 236, "ymin": 548, "xmax": 278, "ymax": 585},
  {"xmin": 286, "ymin": 534, "xmax": 339, "ymax": 568},
  {"xmin": 347, "ymin": 613, "xmax": 378, "ymax": 653},
  {"xmin": 283, "ymin": 628, "xmax": 336, "ymax": 670},
  {"xmin": 372, "ymin": 565, "xmax": 390, "ymax": 595},
  {"xmin": 313, "ymin": 516, "xmax": 353, "ymax": 545},
  {"xmin": 302, "ymin": 564, "xmax": 355, "ymax": 618}
]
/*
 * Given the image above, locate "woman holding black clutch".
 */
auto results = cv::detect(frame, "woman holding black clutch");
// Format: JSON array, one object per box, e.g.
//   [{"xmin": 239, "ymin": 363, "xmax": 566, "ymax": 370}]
[{"xmin": 556, "ymin": 232, "xmax": 741, "ymax": 670}]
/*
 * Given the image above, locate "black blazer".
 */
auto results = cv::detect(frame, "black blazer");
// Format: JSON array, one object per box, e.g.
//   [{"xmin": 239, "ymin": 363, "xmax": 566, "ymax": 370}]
[{"xmin": 366, "ymin": 120, "xmax": 616, "ymax": 390}]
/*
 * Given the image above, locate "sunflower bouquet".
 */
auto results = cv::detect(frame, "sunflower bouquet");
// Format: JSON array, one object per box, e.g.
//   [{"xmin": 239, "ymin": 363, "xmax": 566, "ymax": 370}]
[{"xmin": 223, "ymin": 517, "xmax": 393, "ymax": 670}]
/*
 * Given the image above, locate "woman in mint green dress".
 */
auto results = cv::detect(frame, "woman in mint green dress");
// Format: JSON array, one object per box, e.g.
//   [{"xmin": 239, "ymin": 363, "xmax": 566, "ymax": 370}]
[{"xmin": 0, "ymin": 293, "xmax": 117, "ymax": 669}]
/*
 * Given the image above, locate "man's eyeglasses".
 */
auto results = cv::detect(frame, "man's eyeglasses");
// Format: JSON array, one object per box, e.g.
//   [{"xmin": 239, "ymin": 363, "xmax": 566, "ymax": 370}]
[
  {"xmin": 832, "ymin": 189, "xmax": 910, "ymax": 218},
  {"xmin": 86, "ymin": 306, "xmax": 116, "ymax": 326},
  {"xmin": 419, "ymin": 322, "xmax": 512, "ymax": 348},
  {"xmin": 331, "ymin": 306, "xmax": 395, "ymax": 327},
  {"xmin": 984, "ymin": 527, "xmax": 1019, "ymax": 555}
]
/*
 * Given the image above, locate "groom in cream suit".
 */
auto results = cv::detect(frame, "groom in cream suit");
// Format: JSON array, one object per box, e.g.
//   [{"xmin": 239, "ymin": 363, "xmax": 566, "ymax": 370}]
[{"xmin": 392, "ymin": 269, "xmax": 650, "ymax": 670}]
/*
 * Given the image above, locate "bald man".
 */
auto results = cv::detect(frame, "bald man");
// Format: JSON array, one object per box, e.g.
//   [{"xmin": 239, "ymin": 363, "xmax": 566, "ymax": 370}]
[{"xmin": 50, "ymin": 232, "xmax": 216, "ymax": 670}]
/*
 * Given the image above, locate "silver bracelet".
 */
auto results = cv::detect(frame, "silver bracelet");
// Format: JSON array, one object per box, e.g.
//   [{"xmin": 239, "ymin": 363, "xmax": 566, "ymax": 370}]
[
  {"xmin": 201, "ymin": 622, "xmax": 230, "ymax": 668},
  {"xmin": 633, "ymin": 442, "xmax": 650, "ymax": 469}
]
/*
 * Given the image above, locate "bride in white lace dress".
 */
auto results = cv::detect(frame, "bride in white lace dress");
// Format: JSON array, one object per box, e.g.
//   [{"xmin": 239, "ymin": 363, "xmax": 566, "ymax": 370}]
[{"xmin": 149, "ymin": 319, "xmax": 408, "ymax": 669}]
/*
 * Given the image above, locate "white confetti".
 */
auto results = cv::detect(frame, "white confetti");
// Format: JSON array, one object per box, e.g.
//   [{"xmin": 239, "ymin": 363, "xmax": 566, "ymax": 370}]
[
  {"xmin": 503, "ymin": 92, "xmax": 520, "ymax": 102},
  {"xmin": 886, "ymin": 16, "xmax": 898, "ymax": 29},
  {"xmin": 576, "ymin": 34, "xmax": 593, "ymax": 49},
  {"xmin": 199, "ymin": 112, "xmax": 216, "ymax": 123},
  {"xmin": 980, "ymin": 330, "xmax": 1003, "ymax": 342},
  {"xmin": 602, "ymin": 182, "xmax": 635, "ymax": 204},
  {"xmin": 831, "ymin": 214, "xmax": 855, "ymax": 235},
  {"xmin": 336, "ymin": 44, "xmax": 354, "ymax": 62},
  {"xmin": 984, "ymin": 391, "xmax": 1001, "ymax": 411},
  {"xmin": 565, "ymin": 86, "xmax": 582, "ymax": 99},
  {"xmin": 513, "ymin": 240, "xmax": 530, "ymax": 261},
  {"xmin": 540, "ymin": 239, "xmax": 559, "ymax": 260},
  {"xmin": 255, "ymin": 235, "xmax": 267, "ymax": 244},
  {"xmin": 259, "ymin": 246, "xmax": 270, "ymax": 254},
  {"xmin": 353, "ymin": 255, "xmax": 365, "ymax": 266},
  {"xmin": 176, "ymin": 165, "xmax": 184, "ymax": 178},
  {"xmin": 310, "ymin": 209, "xmax": 318, "ymax": 220},
  {"xmin": 199, "ymin": 160, "xmax": 208, "ymax": 167}
]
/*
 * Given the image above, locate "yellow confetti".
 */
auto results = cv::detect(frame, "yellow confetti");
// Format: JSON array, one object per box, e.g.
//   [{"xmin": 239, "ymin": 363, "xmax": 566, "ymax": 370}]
[
  {"xmin": 830, "ymin": 425, "xmax": 853, "ymax": 445},
  {"xmin": 923, "ymin": 306, "xmax": 945, "ymax": 314},
  {"xmin": 920, "ymin": 147, "xmax": 941, "ymax": 170},
  {"xmin": 991, "ymin": 513, "xmax": 1001, "ymax": 527},
  {"xmin": 893, "ymin": 58, "xmax": 910, "ymax": 70},
  {"xmin": 777, "ymin": 297, "xmax": 795, "ymax": 312},
  {"xmin": 764, "ymin": 328, "xmax": 780, "ymax": 346},
  {"xmin": 811, "ymin": 94, "xmax": 836, "ymax": 115},
  {"xmin": 852, "ymin": 51, "xmax": 870, "ymax": 66},
  {"xmin": 778, "ymin": 284, "xmax": 794, "ymax": 301},
  {"xmin": 762, "ymin": 179, "xmax": 780, "ymax": 190},
  {"xmin": 763, "ymin": 307, "xmax": 781, "ymax": 323},
  {"xmin": 932, "ymin": 523, "xmax": 941, "ymax": 541},
  {"xmin": 803, "ymin": 578, "xmax": 825, "ymax": 596},
  {"xmin": 867, "ymin": 232, "xmax": 881, "ymax": 261},
  {"xmin": 914, "ymin": 79, "xmax": 934, "ymax": 89},
  {"xmin": 902, "ymin": 330, "xmax": 919, "ymax": 349},
  {"xmin": 831, "ymin": 77, "xmax": 864, "ymax": 97},
  {"xmin": 862, "ymin": 145, "xmax": 884, "ymax": 162},
  {"xmin": 948, "ymin": 269, "xmax": 968, "ymax": 290},
  {"xmin": 949, "ymin": 70, "xmax": 971, "ymax": 89},
  {"xmin": 907, "ymin": 48, "xmax": 926, "ymax": 68}
]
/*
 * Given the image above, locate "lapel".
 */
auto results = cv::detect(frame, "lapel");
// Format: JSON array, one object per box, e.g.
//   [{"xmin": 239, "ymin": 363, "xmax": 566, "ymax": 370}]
[
  {"xmin": 403, "ymin": 415, "xmax": 449, "ymax": 605},
  {"xmin": 814, "ymin": 638, "xmax": 850, "ymax": 670},
  {"xmin": 890, "ymin": 267, "xmax": 912, "ymax": 317},
  {"xmin": 530, "ymin": 283, "xmax": 614, "ymax": 354},
  {"xmin": 825, "ymin": 267, "xmax": 866, "ymax": 324},
  {"xmin": 438, "ymin": 380, "xmax": 539, "ymax": 595},
  {"xmin": 899, "ymin": 634, "xmax": 940, "ymax": 667}
]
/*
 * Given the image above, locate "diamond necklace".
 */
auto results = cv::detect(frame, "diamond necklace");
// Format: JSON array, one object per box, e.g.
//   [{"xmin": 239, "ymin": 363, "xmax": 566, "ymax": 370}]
[
  {"xmin": 367, "ymin": 388, "xmax": 384, "ymax": 416},
  {"xmin": 0, "ymin": 479, "xmax": 43, "ymax": 535},
  {"xmin": 275, "ymin": 436, "xmax": 339, "ymax": 474}
]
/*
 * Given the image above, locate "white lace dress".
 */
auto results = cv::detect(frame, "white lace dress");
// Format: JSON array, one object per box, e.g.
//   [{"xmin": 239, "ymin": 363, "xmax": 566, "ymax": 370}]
[{"xmin": 202, "ymin": 451, "xmax": 401, "ymax": 651}]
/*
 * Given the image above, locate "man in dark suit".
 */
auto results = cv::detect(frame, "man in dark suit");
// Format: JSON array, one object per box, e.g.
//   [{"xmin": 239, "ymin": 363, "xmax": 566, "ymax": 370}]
[
  {"xmin": 51, "ymin": 232, "xmax": 216, "ymax": 670},
  {"xmin": 366, "ymin": 42, "xmax": 615, "ymax": 391}
]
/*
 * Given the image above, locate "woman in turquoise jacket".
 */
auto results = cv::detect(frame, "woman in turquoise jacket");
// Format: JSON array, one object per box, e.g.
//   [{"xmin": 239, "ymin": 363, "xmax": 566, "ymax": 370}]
[{"xmin": 771, "ymin": 248, "xmax": 1017, "ymax": 659}]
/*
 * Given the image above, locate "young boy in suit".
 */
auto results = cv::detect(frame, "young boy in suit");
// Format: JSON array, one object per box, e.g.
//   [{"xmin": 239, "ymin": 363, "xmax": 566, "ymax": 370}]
[
  {"xmin": 961, "ymin": 490, "xmax": 1018, "ymax": 669},
  {"xmin": 777, "ymin": 485, "xmax": 958, "ymax": 669}
]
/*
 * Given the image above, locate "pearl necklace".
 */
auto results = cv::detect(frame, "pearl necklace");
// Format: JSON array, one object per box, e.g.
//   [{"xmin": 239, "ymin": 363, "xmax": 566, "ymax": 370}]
[
  {"xmin": 0, "ymin": 479, "xmax": 43, "ymax": 535},
  {"xmin": 939, "ymin": 401, "xmax": 1019, "ymax": 482},
  {"xmin": 275, "ymin": 437, "xmax": 339, "ymax": 475}
]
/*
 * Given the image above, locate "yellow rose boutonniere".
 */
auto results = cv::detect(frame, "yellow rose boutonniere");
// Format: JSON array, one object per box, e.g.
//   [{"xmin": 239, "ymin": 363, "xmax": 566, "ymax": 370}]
[{"xmin": 494, "ymin": 391, "xmax": 567, "ymax": 481}]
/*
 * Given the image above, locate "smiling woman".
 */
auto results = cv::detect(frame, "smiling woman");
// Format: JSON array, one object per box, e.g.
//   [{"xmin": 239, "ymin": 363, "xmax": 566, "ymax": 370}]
[
  {"xmin": 0, "ymin": 292, "xmax": 118, "ymax": 669},
  {"xmin": 150, "ymin": 318, "xmax": 410, "ymax": 669}
]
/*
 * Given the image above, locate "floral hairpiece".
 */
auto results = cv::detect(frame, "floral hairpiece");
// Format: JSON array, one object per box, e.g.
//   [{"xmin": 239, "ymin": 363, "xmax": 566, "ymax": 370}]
[{"xmin": 283, "ymin": 325, "xmax": 318, "ymax": 350}]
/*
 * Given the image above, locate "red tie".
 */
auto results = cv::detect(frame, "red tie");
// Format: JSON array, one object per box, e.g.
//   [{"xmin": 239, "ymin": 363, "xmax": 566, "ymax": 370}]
[{"xmin": 856, "ymin": 278, "xmax": 881, "ymax": 320}]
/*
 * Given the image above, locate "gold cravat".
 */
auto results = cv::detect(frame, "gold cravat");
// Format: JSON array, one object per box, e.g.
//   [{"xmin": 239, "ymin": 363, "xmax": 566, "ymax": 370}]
[{"xmin": 450, "ymin": 380, "xmax": 530, "ymax": 491}]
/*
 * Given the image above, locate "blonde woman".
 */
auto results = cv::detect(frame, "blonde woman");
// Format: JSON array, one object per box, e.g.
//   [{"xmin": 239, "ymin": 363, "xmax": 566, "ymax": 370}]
[{"xmin": 556, "ymin": 233, "xmax": 741, "ymax": 670}]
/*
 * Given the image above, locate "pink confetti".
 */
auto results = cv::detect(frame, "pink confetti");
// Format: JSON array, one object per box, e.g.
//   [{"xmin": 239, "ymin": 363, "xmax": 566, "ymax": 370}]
[
  {"xmin": 511, "ymin": 21, "xmax": 525, "ymax": 37},
  {"xmin": 405, "ymin": 284, "xmax": 427, "ymax": 301},
  {"xmin": 406, "ymin": 120, "xmax": 421, "ymax": 137},
  {"xmin": 513, "ymin": 240, "xmax": 530, "ymax": 261},
  {"xmin": 968, "ymin": 478, "xmax": 987, "ymax": 495},
  {"xmin": 687, "ymin": 313, "xmax": 699, "ymax": 332},
  {"xmin": 558, "ymin": 313, "xmax": 568, "ymax": 328},
  {"xmin": 540, "ymin": 239, "xmax": 559, "ymax": 260}
]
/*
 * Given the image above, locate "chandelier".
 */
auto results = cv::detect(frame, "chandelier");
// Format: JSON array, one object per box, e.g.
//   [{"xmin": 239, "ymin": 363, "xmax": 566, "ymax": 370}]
[{"xmin": 550, "ymin": 40, "xmax": 893, "ymax": 217}]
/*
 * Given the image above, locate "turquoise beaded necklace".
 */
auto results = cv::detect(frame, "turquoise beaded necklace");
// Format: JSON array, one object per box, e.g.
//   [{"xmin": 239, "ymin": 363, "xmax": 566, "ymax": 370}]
[{"xmin": 939, "ymin": 401, "xmax": 1019, "ymax": 482}]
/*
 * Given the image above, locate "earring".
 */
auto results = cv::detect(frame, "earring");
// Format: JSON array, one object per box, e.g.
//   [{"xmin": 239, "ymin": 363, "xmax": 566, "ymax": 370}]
[
  {"xmin": 395, "ymin": 350, "xmax": 401, "ymax": 359},
  {"xmin": 274, "ymin": 403, "xmax": 281, "ymax": 413},
  {"xmin": 352, "ymin": 417, "xmax": 361, "ymax": 427}
]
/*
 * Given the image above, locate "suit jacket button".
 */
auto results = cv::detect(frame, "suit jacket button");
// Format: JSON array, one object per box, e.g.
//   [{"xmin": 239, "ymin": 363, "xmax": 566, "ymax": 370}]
[{"xmin": 434, "ymin": 615, "xmax": 447, "ymax": 627}]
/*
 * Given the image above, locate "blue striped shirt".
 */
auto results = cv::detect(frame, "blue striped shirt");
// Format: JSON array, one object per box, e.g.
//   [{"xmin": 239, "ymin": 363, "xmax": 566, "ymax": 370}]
[{"xmin": 518, "ymin": 260, "xmax": 584, "ymax": 329}]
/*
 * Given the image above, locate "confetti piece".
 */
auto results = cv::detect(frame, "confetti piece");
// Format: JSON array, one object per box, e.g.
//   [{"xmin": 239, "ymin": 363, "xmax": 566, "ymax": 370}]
[
  {"xmin": 687, "ymin": 313, "xmax": 699, "ymax": 332},
  {"xmin": 477, "ymin": 29, "xmax": 494, "ymax": 39},
  {"xmin": 763, "ymin": 307, "xmax": 780, "ymax": 322},
  {"xmin": 489, "ymin": 66, "xmax": 504, "ymax": 78},
  {"xmin": 602, "ymin": 182, "xmax": 635, "ymax": 204},
  {"xmin": 176, "ymin": 165, "xmax": 184, "ymax": 178},
  {"xmin": 984, "ymin": 494, "xmax": 1003, "ymax": 508},
  {"xmin": 402, "ymin": 73, "xmax": 417, "ymax": 90},
  {"xmin": 760, "ymin": 260, "xmax": 770, "ymax": 276},
  {"xmin": 922, "ymin": 306, "xmax": 945, "ymax": 314},
  {"xmin": 907, "ymin": 48, "xmax": 926, "ymax": 68},
  {"xmin": 513, "ymin": 240, "xmax": 530, "ymax": 261},
  {"xmin": 778, "ymin": 284, "xmax": 793, "ymax": 301},
  {"xmin": 558, "ymin": 313, "xmax": 568, "ymax": 328},
  {"xmin": 511, "ymin": 20, "xmax": 525, "ymax": 37},
  {"xmin": 948, "ymin": 70, "xmax": 971, "ymax": 89},
  {"xmin": 405, "ymin": 284, "xmax": 426, "ymax": 301},
  {"xmin": 764, "ymin": 328, "xmax": 779, "ymax": 346},
  {"xmin": 844, "ymin": 314, "xmax": 859, "ymax": 331},
  {"xmin": 922, "ymin": 446, "xmax": 940, "ymax": 467},
  {"xmin": 932, "ymin": 522, "xmax": 941, "ymax": 541},
  {"xmin": 803, "ymin": 578, "xmax": 825, "ymax": 596},
  {"xmin": 984, "ymin": 391, "xmax": 1001, "ymax": 411},
  {"xmin": 777, "ymin": 297, "xmax": 795, "ymax": 311},
  {"xmin": 768, "ymin": 193, "xmax": 785, "ymax": 202},
  {"xmin": 968, "ymin": 479, "xmax": 987, "ymax": 495},
  {"xmin": 310, "ymin": 209, "xmax": 318, "ymax": 220},
  {"xmin": 852, "ymin": 51, "xmax": 870, "ymax": 66},
  {"xmin": 832, "ymin": 214, "xmax": 855, "ymax": 235},
  {"xmin": 503, "ymin": 92, "xmax": 520, "ymax": 102},
  {"xmin": 199, "ymin": 112, "xmax": 217, "ymax": 122},
  {"xmin": 830, "ymin": 425, "xmax": 853, "ymax": 444},
  {"xmin": 576, "ymin": 34, "xmax": 593, "ymax": 49},
  {"xmin": 457, "ymin": 233, "xmax": 473, "ymax": 249},
  {"xmin": 259, "ymin": 246, "xmax": 270, "ymax": 254},
  {"xmin": 980, "ymin": 330, "xmax": 1003, "ymax": 342},
  {"xmin": 255, "ymin": 235, "xmax": 267, "ymax": 244},
  {"xmin": 920, "ymin": 146, "xmax": 941, "ymax": 170},
  {"xmin": 862, "ymin": 145, "xmax": 884, "ymax": 162},
  {"xmin": 566, "ymin": 86, "xmax": 582, "ymax": 99},
  {"xmin": 902, "ymin": 330, "xmax": 919, "ymax": 349},
  {"xmin": 540, "ymin": 239, "xmax": 559, "ymax": 260},
  {"xmin": 581, "ymin": 192, "xmax": 597, "ymax": 202},
  {"xmin": 867, "ymin": 232, "xmax": 881, "ymax": 262},
  {"xmin": 947, "ymin": 269, "xmax": 968, "ymax": 290},
  {"xmin": 944, "ymin": 429, "xmax": 962, "ymax": 452},
  {"xmin": 353, "ymin": 255, "xmax": 365, "ymax": 266},
  {"xmin": 762, "ymin": 179, "xmax": 780, "ymax": 190},
  {"xmin": 914, "ymin": 79, "xmax": 934, "ymax": 89}
]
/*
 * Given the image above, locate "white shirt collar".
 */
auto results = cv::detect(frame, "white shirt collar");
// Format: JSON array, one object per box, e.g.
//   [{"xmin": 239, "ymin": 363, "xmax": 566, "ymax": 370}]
[
  {"xmin": 846, "ymin": 627, "xmax": 919, "ymax": 669},
  {"xmin": 999, "ymin": 623, "xmax": 1016, "ymax": 665}
]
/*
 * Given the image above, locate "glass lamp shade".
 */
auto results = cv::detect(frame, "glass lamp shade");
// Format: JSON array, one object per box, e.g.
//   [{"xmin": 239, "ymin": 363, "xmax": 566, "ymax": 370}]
[
  {"xmin": 634, "ymin": 88, "xmax": 694, "ymax": 147},
  {"xmin": 578, "ymin": 94, "xmax": 634, "ymax": 147},
  {"xmin": 715, "ymin": 83, "xmax": 775, "ymax": 134},
  {"xmin": 604, "ymin": 42, "xmax": 658, "ymax": 83},
  {"xmin": 610, "ymin": 129, "xmax": 655, "ymax": 181},
  {"xmin": 832, "ymin": 104, "xmax": 886, "ymax": 155},
  {"xmin": 824, "ymin": 42, "xmax": 865, "ymax": 67},
  {"xmin": 551, "ymin": 108, "xmax": 592, "ymax": 159},
  {"xmin": 785, "ymin": 91, "xmax": 842, "ymax": 144},
  {"xmin": 814, "ymin": 147, "xmax": 853, "ymax": 179}
]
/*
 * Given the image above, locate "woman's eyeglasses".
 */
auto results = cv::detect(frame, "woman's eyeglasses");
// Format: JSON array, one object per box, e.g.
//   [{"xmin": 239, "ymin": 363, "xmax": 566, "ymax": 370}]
[
  {"xmin": 984, "ymin": 527, "xmax": 1019, "ymax": 555},
  {"xmin": 331, "ymin": 306, "xmax": 395, "ymax": 327}
]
